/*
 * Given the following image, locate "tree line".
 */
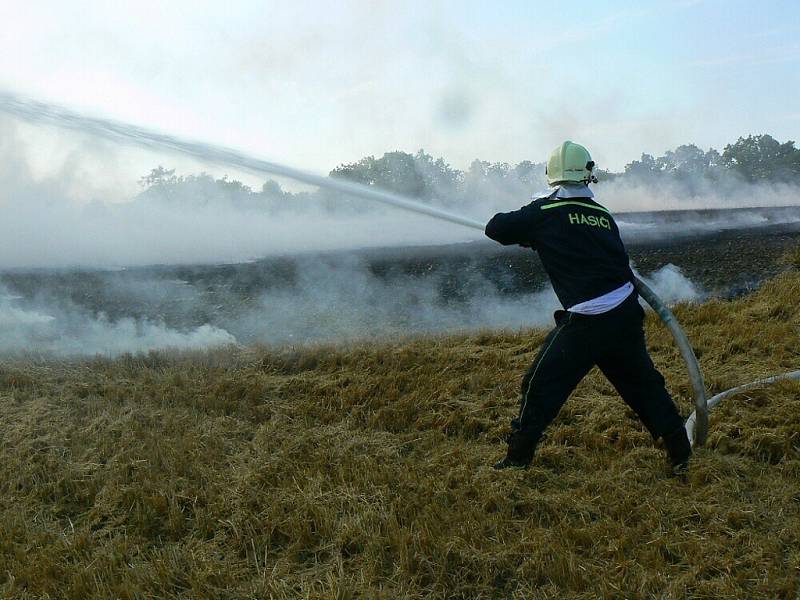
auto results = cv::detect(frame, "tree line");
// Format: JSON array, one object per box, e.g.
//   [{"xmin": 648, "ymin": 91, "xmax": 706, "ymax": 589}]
[{"xmin": 138, "ymin": 134, "xmax": 800, "ymax": 212}]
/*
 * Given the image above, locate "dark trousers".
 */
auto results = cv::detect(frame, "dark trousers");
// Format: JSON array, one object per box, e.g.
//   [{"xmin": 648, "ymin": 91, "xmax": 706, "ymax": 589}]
[{"xmin": 514, "ymin": 292, "xmax": 684, "ymax": 445}]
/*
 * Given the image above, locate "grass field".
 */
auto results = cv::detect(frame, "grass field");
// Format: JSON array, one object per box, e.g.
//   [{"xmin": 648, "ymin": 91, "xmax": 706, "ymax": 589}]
[{"xmin": 1, "ymin": 269, "xmax": 799, "ymax": 599}]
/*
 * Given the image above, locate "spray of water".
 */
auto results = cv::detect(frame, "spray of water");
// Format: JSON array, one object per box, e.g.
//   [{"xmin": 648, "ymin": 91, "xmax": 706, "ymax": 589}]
[{"xmin": 0, "ymin": 90, "xmax": 486, "ymax": 232}]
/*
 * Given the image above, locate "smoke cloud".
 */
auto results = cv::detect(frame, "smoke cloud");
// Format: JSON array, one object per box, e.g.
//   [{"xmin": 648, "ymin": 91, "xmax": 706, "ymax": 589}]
[
  {"xmin": 600, "ymin": 176, "xmax": 800, "ymax": 214},
  {"xmin": 2, "ymin": 135, "xmax": 799, "ymax": 270},
  {"xmin": 1, "ymin": 92, "xmax": 799, "ymax": 270},
  {"xmin": 634, "ymin": 263, "xmax": 703, "ymax": 305},
  {"xmin": 0, "ymin": 286, "xmax": 235, "ymax": 356},
  {"xmin": 0, "ymin": 261, "xmax": 701, "ymax": 357},
  {"xmin": 0, "ymin": 96, "xmax": 795, "ymax": 357}
]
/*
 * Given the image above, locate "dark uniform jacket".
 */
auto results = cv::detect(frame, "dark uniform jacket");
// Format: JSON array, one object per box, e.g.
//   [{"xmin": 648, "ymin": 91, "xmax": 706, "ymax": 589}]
[{"xmin": 485, "ymin": 190, "xmax": 634, "ymax": 309}]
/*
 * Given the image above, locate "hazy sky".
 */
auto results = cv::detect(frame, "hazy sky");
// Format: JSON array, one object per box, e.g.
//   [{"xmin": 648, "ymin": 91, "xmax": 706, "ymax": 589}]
[{"xmin": 2, "ymin": 0, "xmax": 799, "ymax": 184}]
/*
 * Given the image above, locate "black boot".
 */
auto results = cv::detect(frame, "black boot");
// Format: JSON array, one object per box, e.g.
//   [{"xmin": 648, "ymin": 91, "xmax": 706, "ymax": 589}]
[
  {"xmin": 662, "ymin": 426, "xmax": 692, "ymax": 476},
  {"xmin": 493, "ymin": 430, "xmax": 537, "ymax": 470}
]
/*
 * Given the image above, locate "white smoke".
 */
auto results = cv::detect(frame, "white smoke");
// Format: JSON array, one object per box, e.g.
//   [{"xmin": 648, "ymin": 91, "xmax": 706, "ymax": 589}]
[
  {"xmin": 0, "ymin": 262, "xmax": 702, "ymax": 357},
  {"xmin": 0, "ymin": 96, "xmax": 779, "ymax": 357},
  {"xmin": 1, "ymin": 94, "xmax": 799, "ymax": 270},
  {"xmin": 600, "ymin": 176, "xmax": 800, "ymax": 214},
  {"xmin": 232, "ymin": 255, "xmax": 561, "ymax": 343},
  {"xmin": 0, "ymin": 196, "xmax": 481, "ymax": 269},
  {"xmin": 0, "ymin": 286, "xmax": 235, "ymax": 356},
  {"xmin": 636, "ymin": 263, "xmax": 703, "ymax": 305}
]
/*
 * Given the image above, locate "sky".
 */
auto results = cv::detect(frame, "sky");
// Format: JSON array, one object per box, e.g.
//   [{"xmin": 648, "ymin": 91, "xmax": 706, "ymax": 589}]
[{"xmin": 1, "ymin": 0, "xmax": 799, "ymax": 195}]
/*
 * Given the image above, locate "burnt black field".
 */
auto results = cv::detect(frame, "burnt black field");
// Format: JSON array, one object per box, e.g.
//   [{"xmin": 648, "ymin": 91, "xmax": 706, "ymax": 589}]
[{"xmin": 1, "ymin": 206, "xmax": 799, "ymax": 351}]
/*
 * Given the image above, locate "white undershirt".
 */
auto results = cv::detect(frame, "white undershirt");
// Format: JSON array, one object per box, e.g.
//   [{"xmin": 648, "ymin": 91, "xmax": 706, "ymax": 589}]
[
  {"xmin": 554, "ymin": 183, "xmax": 594, "ymax": 199},
  {"xmin": 568, "ymin": 281, "xmax": 635, "ymax": 315},
  {"xmin": 533, "ymin": 183, "xmax": 595, "ymax": 200}
]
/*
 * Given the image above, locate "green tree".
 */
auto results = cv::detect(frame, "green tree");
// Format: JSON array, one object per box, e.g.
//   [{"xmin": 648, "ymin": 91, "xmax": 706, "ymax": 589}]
[
  {"xmin": 330, "ymin": 150, "xmax": 455, "ymax": 200},
  {"xmin": 412, "ymin": 149, "xmax": 462, "ymax": 201},
  {"xmin": 513, "ymin": 160, "xmax": 541, "ymax": 185},
  {"xmin": 657, "ymin": 144, "xmax": 709, "ymax": 177},
  {"xmin": 139, "ymin": 166, "xmax": 180, "ymax": 188},
  {"xmin": 623, "ymin": 145, "xmax": 725, "ymax": 186},
  {"xmin": 624, "ymin": 153, "xmax": 660, "ymax": 178},
  {"xmin": 722, "ymin": 134, "xmax": 800, "ymax": 182},
  {"xmin": 260, "ymin": 180, "xmax": 286, "ymax": 198}
]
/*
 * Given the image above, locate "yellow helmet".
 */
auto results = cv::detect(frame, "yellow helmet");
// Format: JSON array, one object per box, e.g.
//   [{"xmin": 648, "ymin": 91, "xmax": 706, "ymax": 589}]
[{"xmin": 546, "ymin": 141, "xmax": 596, "ymax": 186}]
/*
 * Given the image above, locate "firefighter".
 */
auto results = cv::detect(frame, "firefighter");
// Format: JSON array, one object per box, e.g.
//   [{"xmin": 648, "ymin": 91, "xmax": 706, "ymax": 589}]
[{"xmin": 485, "ymin": 141, "xmax": 691, "ymax": 474}]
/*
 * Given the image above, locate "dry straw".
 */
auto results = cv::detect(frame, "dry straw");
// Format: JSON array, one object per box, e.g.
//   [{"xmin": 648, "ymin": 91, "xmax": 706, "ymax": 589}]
[{"xmin": 0, "ymin": 272, "xmax": 798, "ymax": 598}]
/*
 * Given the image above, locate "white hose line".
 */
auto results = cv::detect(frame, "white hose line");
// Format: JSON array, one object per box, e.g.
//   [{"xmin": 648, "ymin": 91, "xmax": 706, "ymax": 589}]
[{"xmin": 685, "ymin": 370, "xmax": 800, "ymax": 444}]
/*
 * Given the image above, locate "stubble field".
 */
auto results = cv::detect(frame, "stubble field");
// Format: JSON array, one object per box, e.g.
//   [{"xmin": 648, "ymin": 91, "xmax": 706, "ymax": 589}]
[{"xmin": 1, "ymin": 249, "xmax": 799, "ymax": 598}]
